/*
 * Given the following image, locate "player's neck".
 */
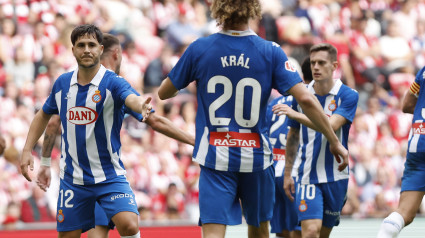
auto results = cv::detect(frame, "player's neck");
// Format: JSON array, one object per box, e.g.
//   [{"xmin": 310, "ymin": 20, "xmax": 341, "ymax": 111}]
[
  {"xmin": 223, "ymin": 23, "xmax": 249, "ymax": 31},
  {"xmin": 313, "ymin": 78, "xmax": 334, "ymax": 96},
  {"xmin": 77, "ymin": 63, "xmax": 101, "ymax": 86}
]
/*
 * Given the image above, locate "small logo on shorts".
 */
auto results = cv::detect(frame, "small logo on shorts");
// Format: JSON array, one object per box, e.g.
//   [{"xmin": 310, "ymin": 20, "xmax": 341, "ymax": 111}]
[
  {"xmin": 129, "ymin": 199, "xmax": 135, "ymax": 206},
  {"xmin": 92, "ymin": 90, "xmax": 102, "ymax": 103},
  {"xmin": 299, "ymin": 200, "xmax": 308, "ymax": 212},
  {"xmin": 57, "ymin": 209, "xmax": 65, "ymax": 223}
]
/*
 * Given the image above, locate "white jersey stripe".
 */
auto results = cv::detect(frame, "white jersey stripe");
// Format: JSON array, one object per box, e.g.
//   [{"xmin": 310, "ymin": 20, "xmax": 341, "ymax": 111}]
[
  {"xmin": 103, "ymin": 90, "xmax": 125, "ymax": 176},
  {"xmin": 86, "ymin": 85, "xmax": 106, "ymax": 183},
  {"xmin": 239, "ymin": 129, "xmax": 253, "ymax": 172},
  {"xmin": 194, "ymin": 127, "xmax": 209, "ymax": 165},
  {"xmin": 301, "ymin": 127, "xmax": 316, "ymax": 184},
  {"xmin": 409, "ymin": 119, "xmax": 422, "ymax": 153},
  {"xmin": 67, "ymin": 85, "xmax": 84, "ymax": 185},
  {"xmin": 261, "ymin": 133, "xmax": 272, "ymax": 169},
  {"xmin": 55, "ymin": 91, "xmax": 65, "ymax": 180},
  {"xmin": 215, "ymin": 127, "xmax": 229, "ymax": 170}
]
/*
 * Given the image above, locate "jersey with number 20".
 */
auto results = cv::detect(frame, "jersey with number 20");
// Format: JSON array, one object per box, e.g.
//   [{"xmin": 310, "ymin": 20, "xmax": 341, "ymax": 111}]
[{"xmin": 168, "ymin": 30, "xmax": 302, "ymax": 172}]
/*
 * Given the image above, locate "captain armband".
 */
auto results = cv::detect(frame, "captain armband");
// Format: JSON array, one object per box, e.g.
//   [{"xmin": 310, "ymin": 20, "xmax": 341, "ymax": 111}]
[{"xmin": 409, "ymin": 82, "xmax": 420, "ymax": 98}]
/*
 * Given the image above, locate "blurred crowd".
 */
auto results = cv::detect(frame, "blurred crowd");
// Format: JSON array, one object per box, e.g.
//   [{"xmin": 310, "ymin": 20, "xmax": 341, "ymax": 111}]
[{"xmin": 0, "ymin": 0, "xmax": 424, "ymax": 229}]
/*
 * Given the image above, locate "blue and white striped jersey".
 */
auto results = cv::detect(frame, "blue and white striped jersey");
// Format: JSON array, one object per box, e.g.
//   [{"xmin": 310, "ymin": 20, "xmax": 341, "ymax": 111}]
[
  {"xmin": 43, "ymin": 65, "xmax": 140, "ymax": 185},
  {"xmin": 266, "ymin": 95, "xmax": 296, "ymax": 178},
  {"xmin": 168, "ymin": 29, "xmax": 302, "ymax": 172},
  {"xmin": 288, "ymin": 79, "xmax": 358, "ymax": 184},
  {"xmin": 408, "ymin": 66, "xmax": 425, "ymax": 153}
]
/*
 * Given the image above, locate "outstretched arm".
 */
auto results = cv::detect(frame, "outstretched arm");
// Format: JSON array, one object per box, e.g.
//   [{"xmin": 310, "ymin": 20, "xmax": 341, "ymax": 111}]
[
  {"xmin": 125, "ymin": 95, "xmax": 153, "ymax": 122},
  {"xmin": 21, "ymin": 109, "xmax": 52, "ymax": 181},
  {"xmin": 145, "ymin": 113, "xmax": 195, "ymax": 146},
  {"xmin": 273, "ymin": 104, "xmax": 348, "ymax": 132},
  {"xmin": 287, "ymin": 83, "xmax": 348, "ymax": 171}
]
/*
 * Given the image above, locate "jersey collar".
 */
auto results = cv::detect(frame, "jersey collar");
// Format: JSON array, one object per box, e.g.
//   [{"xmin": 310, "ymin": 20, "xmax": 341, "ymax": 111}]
[
  {"xmin": 70, "ymin": 65, "xmax": 107, "ymax": 86},
  {"xmin": 219, "ymin": 29, "xmax": 257, "ymax": 37},
  {"xmin": 308, "ymin": 79, "xmax": 343, "ymax": 95}
]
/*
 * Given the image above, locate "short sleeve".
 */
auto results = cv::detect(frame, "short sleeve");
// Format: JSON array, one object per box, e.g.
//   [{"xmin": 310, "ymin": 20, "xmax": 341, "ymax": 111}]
[
  {"xmin": 168, "ymin": 43, "xmax": 196, "ymax": 90},
  {"xmin": 42, "ymin": 79, "xmax": 60, "ymax": 114},
  {"xmin": 271, "ymin": 44, "xmax": 303, "ymax": 95},
  {"xmin": 111, "ymin": 75, "xmax": 136, "ymax": 105},
  {"xmin": 334, "ymin": 88, "xmax": 359, "ymax": 123}
]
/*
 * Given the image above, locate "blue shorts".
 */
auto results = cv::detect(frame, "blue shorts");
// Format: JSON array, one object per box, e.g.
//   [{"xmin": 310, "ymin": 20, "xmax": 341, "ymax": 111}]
[
  {"xmin": 56, "ymin": 175, "xmax": 139, "ymax": 232},
  {"xmin": 401, "ymin": 152, "xmax": 425, "ymax": 192},
  {"xmin": 198, "ymin": 165, "xmax": 275, "ymax": 227},
  {"xmin": 295, "ymin": 179, "xmax": 348, "ymax": 228},
  {"xmin": 95, "ymin": 202, "xmax": 114, "ymax": 229},
  {"xmin": 270, "ymin": 174, "xmax": 300, "ymax": 233}
]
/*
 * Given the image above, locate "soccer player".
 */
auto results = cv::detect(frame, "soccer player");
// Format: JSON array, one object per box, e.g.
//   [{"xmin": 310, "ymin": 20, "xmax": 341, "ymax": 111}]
[
  {"xmin": 268, "ymin": 57, "xmax": 312, "ymax": 238},
  {"xmin": 273, "ymin": 43, "xmax": 358, "ymax": 238},
  {"xmin": 157, "ymin": 1, "xmax": 349, "ymax": 237},
  {"xmin": 20, "ymin": 25, "xmax": 152, "ymax": 238},
  {"xmin": 376, "ymin": 66, "xmax": 425, "ymax": 237},
  {"xmin": 36, "ymin": 33, "xmax": 195, "ymax": 238}
]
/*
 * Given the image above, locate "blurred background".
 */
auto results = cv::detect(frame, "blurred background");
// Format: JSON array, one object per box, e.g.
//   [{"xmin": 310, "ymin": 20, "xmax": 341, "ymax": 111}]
[{"xmin": 0, "ymin": 0, "xmax": 423, "ymax": 233}]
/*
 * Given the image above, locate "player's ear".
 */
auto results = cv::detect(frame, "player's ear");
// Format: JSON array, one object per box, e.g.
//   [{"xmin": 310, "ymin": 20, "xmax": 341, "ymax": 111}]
[{"xmin": 113, "ymin": 48, "xmax": 119, "ymax": 60}]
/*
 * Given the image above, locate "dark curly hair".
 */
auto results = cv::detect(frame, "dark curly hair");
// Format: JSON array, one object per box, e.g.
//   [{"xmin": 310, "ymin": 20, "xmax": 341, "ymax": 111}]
[{"xmin": 70, "ymin": 24, "xmax": 103, "ymax": 46}]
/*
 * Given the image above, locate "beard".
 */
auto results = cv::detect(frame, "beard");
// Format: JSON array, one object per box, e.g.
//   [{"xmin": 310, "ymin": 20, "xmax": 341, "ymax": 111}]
[{"xmin": 78, "ymin": 56, "xmax": 100, "ymax": 69}]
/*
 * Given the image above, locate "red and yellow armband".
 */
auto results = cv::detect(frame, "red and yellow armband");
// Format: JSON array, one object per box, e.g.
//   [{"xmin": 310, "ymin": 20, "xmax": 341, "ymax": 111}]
[{"xmin": 410, "ymin": 81, "xmax": 420, "ymax": 98}]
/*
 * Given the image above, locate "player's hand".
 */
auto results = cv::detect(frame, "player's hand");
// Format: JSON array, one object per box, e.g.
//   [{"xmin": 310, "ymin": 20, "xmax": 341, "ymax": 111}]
[
  {"xmin": 0, "ymin": 136, "xmax": 5, "ymax": 155},
  {"xmin": 329, "ymin": 141, "xmax": 349, "ymax": 171},
  {"xmin": 20, "ymin": 150, "xmax": 34, "ymax": 182},
  {"xmin": 272, "ymin": 104, "xmax": 295, "ymax": 118},
  {"xmin": 283, "ymin": 174, "xmax": 295, "ymax": 202},
  {"xmin": 36, "ymin": 166, "xmax": 51, "ymax": 192},
  {"xmin": 141, "ymin": 97, "xmax": 152, "ymax": 122}
]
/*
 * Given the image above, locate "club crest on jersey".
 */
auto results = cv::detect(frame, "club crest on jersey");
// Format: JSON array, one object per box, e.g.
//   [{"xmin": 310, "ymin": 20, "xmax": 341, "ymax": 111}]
[
  {"xmin": 210, "ymin": 132, "xmax": 260, "ymax": 148},
  {"xmin": 299, "ymin": 200, "xmax": 308, "ymax": 212},
  {"xmin": 328, "ymin": 100, "xmax": 337, "ymax": 111},
  {"xmin": 67, "ymin": 107, "xmax": 98, "ymax": 125},
  {"xmin": 285, "ymin": 61, "xmax": 296, "ymax": 72},
  {"xmin": 57, "ymin": 209, "xmax": 65, "ymax": 223},
  {"xmin": 92, "ymin": 90, "xmax": 102, "ymax": 103}
]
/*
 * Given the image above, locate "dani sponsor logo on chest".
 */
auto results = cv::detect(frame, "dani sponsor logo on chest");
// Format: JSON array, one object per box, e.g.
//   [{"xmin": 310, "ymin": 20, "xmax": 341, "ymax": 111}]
[{"xmin": 66, "ymin": 107, "xmax": 98, "ymax": 125}]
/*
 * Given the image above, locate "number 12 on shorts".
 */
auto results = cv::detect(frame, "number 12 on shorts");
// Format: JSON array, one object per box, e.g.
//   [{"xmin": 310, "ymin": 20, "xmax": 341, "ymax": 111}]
[
  {"xmin": 59, "ymin": 189, "xmax": 75, "ymax": 208},
  {"xmin": 298, "ymin": 184, "xmax": 316, "ymax": 200}
]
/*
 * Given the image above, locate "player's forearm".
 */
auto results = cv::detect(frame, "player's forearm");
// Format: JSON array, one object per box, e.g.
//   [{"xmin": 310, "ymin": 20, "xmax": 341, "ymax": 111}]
[
  {"xmin": 288, "ymin": 111, "xmax": 320, "ymax": 131},
  {"xmin": 23, "ymin": 110, "xmax": 52, "ymax": 152},
  {"xmin": 284, "ymin": 127, "xmax": 299, "ymax": 177},
  {"xmin": 158, "ymin": 77, "xmax": 178, "ymax": 100},
  {"xmin": 289, "ymin": 83, "xmax": 339, "ymax": 144},
  {"xmin": 146, "ymin": 114, "xmax": 195, "ymax": 146},
  {"xmin": 125, "ymin": 94, "xmax": 145, "ymax": 114},
  {"xmin": 41, "ymin": 116, "xmax": 61, "ymax": 157}
]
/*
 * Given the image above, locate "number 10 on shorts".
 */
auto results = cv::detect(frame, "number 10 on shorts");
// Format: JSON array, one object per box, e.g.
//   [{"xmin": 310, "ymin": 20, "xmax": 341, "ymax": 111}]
[{"xmin": 298, "ymin": 184, "xmax": 316, "ymax": 200}]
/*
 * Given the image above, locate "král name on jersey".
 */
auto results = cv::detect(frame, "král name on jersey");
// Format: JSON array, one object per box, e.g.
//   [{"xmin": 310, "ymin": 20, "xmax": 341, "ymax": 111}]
[
  {"xmin": 67, "ymin": 107, "xmax": 98, "ymax": 125},
  {"xmin": 209, "ymin": 131, "xmax": 260, "ymax": 148}
]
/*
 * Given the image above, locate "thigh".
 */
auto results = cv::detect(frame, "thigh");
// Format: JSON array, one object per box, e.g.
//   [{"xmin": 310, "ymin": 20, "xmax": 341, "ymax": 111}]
[
  {"xmin": 401, "ymin": 152, "xmax": 425, "ymax": 192},
  {"xmin": 296, "ymin": 183, "xmax": 323, "ymax": 222},
  {"xmin": 198, "ymin": 166, "xmax": 241, "ymax": 225},
  {"xmin": 239, "ymin": 166, "xmax": 275, "ymax": 227},
  {"xmin": 321, "ymin": 179, "xmax": 348, "ymax": 228},
  {"xmin": 96, "ymin": 176, "xmax": 139, "ymax": 221},
  {"xmin": 57, "ymin": 179, "xmax": 96, "ymax": 233}
]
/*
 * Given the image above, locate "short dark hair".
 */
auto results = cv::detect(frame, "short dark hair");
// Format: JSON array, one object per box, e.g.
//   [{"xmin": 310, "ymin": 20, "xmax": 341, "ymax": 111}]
[
  {"xmin": 70, "ymin": 24, "xmax": 103, "ymax": 46},
  {"xmin": 101, "ymin": 33, "xmax": 120, "ymax": 59},
  {"xmin": 301, "ymin": 57, "xmax": 313, "ymax": 84},
  {"xmin": 309, "ymin": 43, "xmax": 338, "ymax": 62}
]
